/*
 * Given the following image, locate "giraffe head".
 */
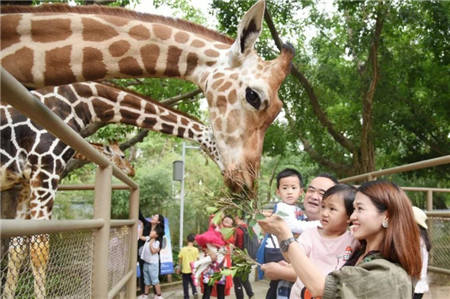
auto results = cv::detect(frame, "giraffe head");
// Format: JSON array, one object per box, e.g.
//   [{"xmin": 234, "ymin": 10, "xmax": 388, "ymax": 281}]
[{"xmin": 203, "ymin": 1, "xmax": 294, "ymax": 195}]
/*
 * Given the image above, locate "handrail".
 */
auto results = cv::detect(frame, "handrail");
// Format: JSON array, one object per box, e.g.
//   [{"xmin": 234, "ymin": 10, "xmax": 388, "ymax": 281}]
[
  {"xmin": 0, "ymin": 68, "xmax": 138, "ymax": 190},
  {"xmin": 339, "ymin": 155, "xmax": 450, "ymax": 183},
  {"xmin": 58, "ymin": 184, "xmax": 131, "ymax": 191},
  {"xmin": 0, "ymin": 219, "xmax": 105, "ymax": 237}
]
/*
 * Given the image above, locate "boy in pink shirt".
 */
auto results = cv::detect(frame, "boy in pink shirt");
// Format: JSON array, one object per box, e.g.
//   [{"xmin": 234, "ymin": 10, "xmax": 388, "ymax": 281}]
[{"xmin": 290, "ymin": 184, "xmax": 359, "ymax": 299}]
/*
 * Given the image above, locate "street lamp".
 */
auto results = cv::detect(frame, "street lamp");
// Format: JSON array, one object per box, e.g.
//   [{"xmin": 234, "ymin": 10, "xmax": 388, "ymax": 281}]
[{"xmin": 173, "ymin": 142, "xmax": 200, "ymax": 249}]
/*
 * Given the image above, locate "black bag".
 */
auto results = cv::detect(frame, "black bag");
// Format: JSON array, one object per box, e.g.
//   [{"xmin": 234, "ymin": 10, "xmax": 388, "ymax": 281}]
[
  {"xmin": 239, "ymin": 225, "xmax": 260, "ymax": 259},
  {"xmin": 263, "ymin": 235, "xmax": 285, "ymax": 263}
]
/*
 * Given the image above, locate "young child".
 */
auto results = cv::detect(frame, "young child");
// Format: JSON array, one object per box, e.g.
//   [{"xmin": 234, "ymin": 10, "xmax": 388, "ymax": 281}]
[
  {"xmin": 289, "ymin": 184, "xmax": 359, "ymax": 299},
  {"xmin": 178, "ymin": 233, "xmax": 199, "ymax": 299},
  {"xmin": 191, "ymin": 219, "xmax": 226, "ymax": 287},
  {"xmin": 140, "ymin": 226, "xmax": 165, "ymax": 299},
  {"xmin": 259, "ymin": 168, "xmax": 307, "ymax": 299}
]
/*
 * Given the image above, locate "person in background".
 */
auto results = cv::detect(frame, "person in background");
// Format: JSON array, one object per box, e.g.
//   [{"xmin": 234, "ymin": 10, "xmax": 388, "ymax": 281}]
[
  {"xmin": 259, "ymin": 173, "xmax": 337, "ymax": 291},
  {"xmin": 140, "ymin": 218, "xmax": 165, "ymax": 299},
  {"xmin": 138, "ymin": 211, "xmax": 152, "ymax": 295},
  {"xmin": 259, "ymin": 180, "xmax": 421, "ymax": 298},
  {"xmin": 412, "ymin": 206, "xmax": 432, "ymax": 299},
  {"xmin": 178, "ymin": 233, "xmax": 199, "ymax": 299},
  {"xmin": 233, "ymin": 213, "xmax": 255, "ymax": 299}
]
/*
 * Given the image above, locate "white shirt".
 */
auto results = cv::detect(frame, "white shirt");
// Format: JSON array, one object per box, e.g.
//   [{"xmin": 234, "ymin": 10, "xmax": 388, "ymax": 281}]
[
  {"xmin": 140, "ymin": 239, "xmax": 160, "ymax": 264},
  {"xmin": 414, "ymin": 238, "xmax": 429, "ymax": 293},
  {"xmin": 265, "ymin": 202, "xmax": 320, "ymax": 248}
]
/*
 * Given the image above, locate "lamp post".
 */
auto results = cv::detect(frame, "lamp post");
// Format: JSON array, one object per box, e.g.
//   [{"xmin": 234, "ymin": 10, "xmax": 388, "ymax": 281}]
[{"xmin": 173, "ymin": 142, "xmax": 200, "ymax": 249}]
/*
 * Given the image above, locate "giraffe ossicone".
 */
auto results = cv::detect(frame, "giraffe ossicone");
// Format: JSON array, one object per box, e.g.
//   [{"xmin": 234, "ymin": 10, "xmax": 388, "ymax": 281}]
[
  {"xmin": 73, "ymin": 141, "xmax": 135, "ymax": 177},
  {"xmin": 1, "ymin": 0, "xmax": 294, "ymax": 194}
]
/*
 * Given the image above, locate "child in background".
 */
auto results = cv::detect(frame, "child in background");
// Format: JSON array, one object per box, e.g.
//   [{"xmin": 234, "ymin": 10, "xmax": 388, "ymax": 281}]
[
  {"xmin": 290, "ymin": 184, "xmax": 359, "ymax": 299},
  {"xmin": 178, "ymin": 233, "xmax": 199, "ymax": 299},
  {"xmin": 140, "ymin": 226, "xmax": 165, "ymax": 299},
  {"xmin": 412, "ymin": 206, "xmax": 432, "ymax": 299}
]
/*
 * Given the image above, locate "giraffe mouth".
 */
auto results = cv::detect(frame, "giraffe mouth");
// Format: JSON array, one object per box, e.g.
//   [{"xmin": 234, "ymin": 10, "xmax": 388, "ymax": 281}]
[{"xmin": 223, "ymin": 167, "xmax": 257, "ymax": 199}]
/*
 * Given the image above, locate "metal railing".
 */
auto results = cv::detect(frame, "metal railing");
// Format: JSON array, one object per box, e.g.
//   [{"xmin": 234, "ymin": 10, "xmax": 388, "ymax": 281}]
[
  {"xmin": 339, "ymin": 156, "xmax": 450, "ymax": 276},
  {"xmin": 1, "ymin": 68, "xmax": 139, "ymax": 298}
]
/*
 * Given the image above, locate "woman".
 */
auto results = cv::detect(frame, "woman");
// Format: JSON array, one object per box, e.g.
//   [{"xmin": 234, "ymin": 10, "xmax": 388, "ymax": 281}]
[
  {"xmin": 258, "ymin": 180, "xmax": 421, "ymax": 298},
  {"xmin": 138, "ymin": 212, "xmax": 165, "ymax": 296}
]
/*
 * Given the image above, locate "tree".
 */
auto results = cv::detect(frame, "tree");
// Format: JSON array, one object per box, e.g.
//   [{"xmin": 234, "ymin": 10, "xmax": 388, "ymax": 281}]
[{"xmin": 213, "ymin": 0, "xmax": 449, "ymax": 180}]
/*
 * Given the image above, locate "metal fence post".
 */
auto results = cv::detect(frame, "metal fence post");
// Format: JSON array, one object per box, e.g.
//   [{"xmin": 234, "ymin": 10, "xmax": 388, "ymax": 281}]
[
  {"xmin": 126, "ymin": 187, "xmax": 140, "ymax": 299},
  {"xmin": 92, "ymin": 165, "xmax": 112, "ymax": 298},
  {"xmin": 426, "ymin": 190, "xmax": 433, "ymax": 211}
]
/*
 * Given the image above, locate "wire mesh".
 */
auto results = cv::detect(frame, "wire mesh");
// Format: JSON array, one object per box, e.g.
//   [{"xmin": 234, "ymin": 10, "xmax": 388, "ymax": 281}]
[
  {"xmin": 1, "ymin": 224, "xmax": 134, "ymax": 298},
  {"xmin": 428, "ymin": 216, "xmax": 450, "ymax": 270},
  {"xmin": 1, "ymin": 231, "xmax": 94, "ymax": 298},
  {"xmin": 108, "ymin": 226, "xmax": 131, "ymax": 296}
]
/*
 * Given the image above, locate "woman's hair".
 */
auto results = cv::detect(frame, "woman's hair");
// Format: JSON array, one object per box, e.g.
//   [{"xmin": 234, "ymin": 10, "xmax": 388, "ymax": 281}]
[
  {"xmin": 152, "ymin": 215, "xmax": 165, "ymax": 247},
  {"xmin": 357, "ymin": 180, "xmax": 421, "ymax": 278},
  {"xmin": 322, "ymin": 184, "xmax": 356, "ymax": 217},
  {"xmin": 419, "ymin": 226, "xmax": 432, "ymax": 252}
]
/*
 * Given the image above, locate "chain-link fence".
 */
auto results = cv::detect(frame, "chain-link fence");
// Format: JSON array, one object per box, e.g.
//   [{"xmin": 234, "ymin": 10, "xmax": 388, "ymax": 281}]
[
  {"xmin": 1, "ymin": 225, "xmax": 132, "ymax": 298},
  {"xmin": 428, "ymin": 215, "xmax": 450, "ymax": 271}
]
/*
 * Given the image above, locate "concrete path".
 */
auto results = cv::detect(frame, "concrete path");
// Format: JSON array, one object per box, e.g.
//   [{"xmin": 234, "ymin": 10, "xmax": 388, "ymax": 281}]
[{"xmin": 154, "ymin": 279, "xmax": 449, "ymax": 299}]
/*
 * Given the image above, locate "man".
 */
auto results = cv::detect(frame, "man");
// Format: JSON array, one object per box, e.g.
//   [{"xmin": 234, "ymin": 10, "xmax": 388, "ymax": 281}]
[{"xmin": 260, "ymin": 173, "xmax": 337, "ymax": 283}]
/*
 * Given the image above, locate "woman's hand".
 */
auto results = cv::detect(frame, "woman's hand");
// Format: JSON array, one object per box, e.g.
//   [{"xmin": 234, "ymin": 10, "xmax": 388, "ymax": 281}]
[{"xmin": 258, "ymin": 215, "xmax": 293, "ymax": 240}]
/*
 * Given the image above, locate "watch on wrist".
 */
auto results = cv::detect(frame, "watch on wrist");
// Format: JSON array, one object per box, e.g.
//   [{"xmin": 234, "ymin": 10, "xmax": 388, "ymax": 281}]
[{"xmin": 280, "ymin": 237, "xmax": 295, "ymax": 253}]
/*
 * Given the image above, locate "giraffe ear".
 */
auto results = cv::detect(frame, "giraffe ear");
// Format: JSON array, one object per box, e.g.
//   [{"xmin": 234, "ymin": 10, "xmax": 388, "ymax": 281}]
[{"xmin": 229, "ymin": 0, "xmax": 265, "ymax": 64}]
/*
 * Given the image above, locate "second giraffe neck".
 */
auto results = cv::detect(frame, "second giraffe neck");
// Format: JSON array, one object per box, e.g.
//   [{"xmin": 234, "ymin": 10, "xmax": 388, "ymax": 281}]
[{"xmin": 33, "ymin": 82, "xmax": 209, "ymax": 144}]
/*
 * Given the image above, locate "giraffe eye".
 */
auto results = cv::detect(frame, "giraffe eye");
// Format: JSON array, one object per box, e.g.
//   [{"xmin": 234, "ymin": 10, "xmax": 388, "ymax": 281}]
[{"xmin": 245, "ymin": 87, "xmax": 261, "ymax": 110}]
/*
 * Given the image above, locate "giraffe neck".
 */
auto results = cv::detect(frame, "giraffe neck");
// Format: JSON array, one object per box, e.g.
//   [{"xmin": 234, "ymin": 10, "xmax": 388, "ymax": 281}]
[
  {"xmin": 1, "ymin": 5, "xmax": 232, "ymax": 88},
  {"xmin": 31, "ymin": 82, "xmax": 221, "ymax": 167}
]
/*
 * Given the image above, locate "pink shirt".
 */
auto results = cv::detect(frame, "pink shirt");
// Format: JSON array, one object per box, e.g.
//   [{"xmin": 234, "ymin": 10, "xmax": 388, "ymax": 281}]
[{"xmin": 290, "ymin": 227, "xmax": 359, "ymax": 299}]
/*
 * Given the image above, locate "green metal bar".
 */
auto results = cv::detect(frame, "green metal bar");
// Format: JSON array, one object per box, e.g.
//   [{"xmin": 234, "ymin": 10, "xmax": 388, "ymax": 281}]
[
  {"xmin": 126, "ymin": 187, "xmax": 140, "ymax": 298},
  {"xmin": 108, "ymin": 270, "xmax": 133, "ymax": 299},
  {"xmin": 92, "ymin": 165, "xmax": 113, "ymax": 298},
  {"xmin": 0, "ymin": 219, "xmax": 104, "ymax": 237},
  {"xmin": 428, "ymin": 266, "xmax": 450, "ymax": 275},
  {"xmin": 58, "ymin": 184, "xmax": 131, "ymax": 191},
  {"xmin": 339, "ymin": 155, "xmax": 450, "ymax": 183},
  {"xmin": 110, "ymin": 220, "xmax": 135, "ymax": 228}
]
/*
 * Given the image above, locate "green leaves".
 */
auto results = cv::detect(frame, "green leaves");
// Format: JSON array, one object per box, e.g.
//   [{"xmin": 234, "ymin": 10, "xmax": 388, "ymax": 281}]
[{"xmin": 220, "ymin": 227, "xmax": 235, "ymax": 240}]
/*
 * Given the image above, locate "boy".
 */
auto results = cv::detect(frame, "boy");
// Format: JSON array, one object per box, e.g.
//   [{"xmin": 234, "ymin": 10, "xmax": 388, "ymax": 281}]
[
  {"xmin": 140, "ymin": 227, "xmax": 164, "ymax": 299},
  {"xmin": 177, "ymin": 233, "xmax": 199, "ymax": 299},
  {"xmin": 259, "ymin": 168, "xmax": 307, "ymax": 299}
]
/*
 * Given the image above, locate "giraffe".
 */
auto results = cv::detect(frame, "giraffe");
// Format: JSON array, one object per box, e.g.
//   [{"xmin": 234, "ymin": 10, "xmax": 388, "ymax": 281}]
[
  {"xmin": 73, "ymin": 141, "xmax": 136, "ymax": 177},
  {"xmin": 0, "ymin": 0, "xmax": 294, "ymax": 194},
  {"xmin": 0, "ymin": 81, "xmax": 219, "ymax": 297}
]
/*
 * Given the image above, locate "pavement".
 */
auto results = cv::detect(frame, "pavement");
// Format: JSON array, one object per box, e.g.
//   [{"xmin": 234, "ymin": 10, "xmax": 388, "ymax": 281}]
[{"xmin": 143, "ymin": 278, "xmax": 450, "ymax": 299}]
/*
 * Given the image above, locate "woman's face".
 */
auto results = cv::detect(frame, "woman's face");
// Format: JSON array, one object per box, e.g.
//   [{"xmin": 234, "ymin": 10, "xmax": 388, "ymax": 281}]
[
  {"xmin": 350, "ymin": 192, "xmax": 386, "ymax": 242},
  {"xmin": 151, "ymin": 214, "xmax": 160, "ymax": 224}
]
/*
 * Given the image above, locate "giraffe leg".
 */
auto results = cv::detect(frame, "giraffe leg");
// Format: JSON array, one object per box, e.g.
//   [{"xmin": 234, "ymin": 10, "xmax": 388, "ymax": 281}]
[
  {"xmin": 28, "ymin": 174, "xmax": 57, "ymax": 299},
  {"xmin": 4, "ymin": 236, "xmax": 29, "ymax": 299},
  {"xmin": 30, "ymin": 234, "xmax": 49, "ymax": 299},
  {"xmin": 3, "ymin": 186, "xmax": 30, "ymax": 298}
]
